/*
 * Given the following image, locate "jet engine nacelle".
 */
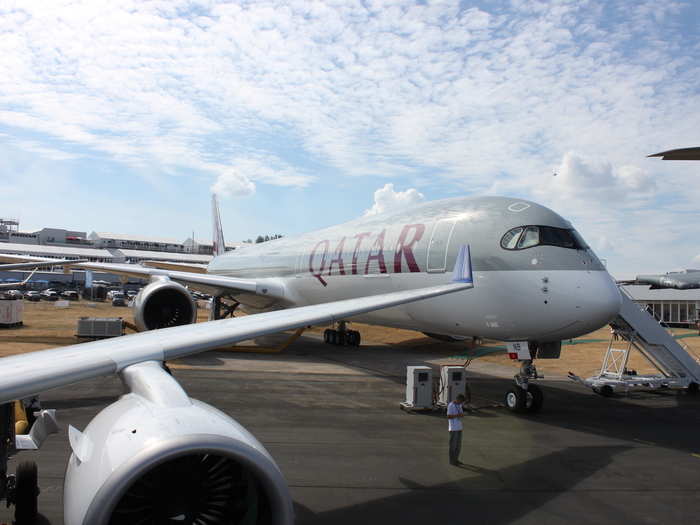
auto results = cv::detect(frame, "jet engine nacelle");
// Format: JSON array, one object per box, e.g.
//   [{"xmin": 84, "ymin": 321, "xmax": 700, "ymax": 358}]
[
  {"xmin": 133, "ymin": 277, "xmax": 198, "ymax": 331},
  {"xmin": 63, "ymin": 362, "xmax": 294, "ymax": 525}
]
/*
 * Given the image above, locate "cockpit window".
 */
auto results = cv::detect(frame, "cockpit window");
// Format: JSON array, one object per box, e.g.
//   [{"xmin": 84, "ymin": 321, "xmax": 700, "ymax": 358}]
[
  {"xmin": 501, "ymin": 225, "xmax": 585, "ymax": 251},
  {"xmin": 500, "ymin": 227, "xmax": 523, "ymax": 249},
  {"xmin": 517, "ymin": 226, "xmax": 540, "ymax": 249}
]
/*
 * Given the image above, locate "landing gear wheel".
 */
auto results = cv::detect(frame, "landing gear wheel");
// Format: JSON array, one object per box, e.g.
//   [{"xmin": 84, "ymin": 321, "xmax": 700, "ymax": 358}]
[
  {"xmin": 688, "ymin": 382, "xmax": 699, "ymax": 395},
  {"xmin": 595, "ymin": 385, "xmax": 614, "ymax": 397},
  {"xmin": 505, "ymin": 387, "xmax": 526, "ymax": 413},
  {"xmin": 525, "ymin": 384, "xmax": 544, "ymax": 413},
  {"xmin": 14, "ymin": 461, "xmax": 38, "ymax": 525},
  {"xmin": 347, "ymin": 330, "xmax": 361, "ymax": 347}
]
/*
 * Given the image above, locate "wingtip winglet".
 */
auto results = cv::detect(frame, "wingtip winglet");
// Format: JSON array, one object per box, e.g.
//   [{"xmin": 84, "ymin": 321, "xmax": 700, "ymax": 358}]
[{"xmin": 452, "ymin": 245, "xmax": 473, "ymax": 284}]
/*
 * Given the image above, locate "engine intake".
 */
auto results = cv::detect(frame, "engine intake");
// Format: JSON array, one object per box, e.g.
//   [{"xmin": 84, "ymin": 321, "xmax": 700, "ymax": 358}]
[
  {"xmin": 63, "ymin": 362, "xmax": 294, "ymax": 525},
  {"xmin": 133, "ymin": 278, "xmax": 198, "ymax": 331}
]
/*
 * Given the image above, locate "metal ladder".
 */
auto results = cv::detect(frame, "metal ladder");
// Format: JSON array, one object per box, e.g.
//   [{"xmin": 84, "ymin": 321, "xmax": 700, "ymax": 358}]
[
  {"xmin": 614, "ymin": 289, "xmax": 700, "ymax": 384},
  {"xmin": 572, "ymin": 289, "xmax": 700, "ymax": 394}
]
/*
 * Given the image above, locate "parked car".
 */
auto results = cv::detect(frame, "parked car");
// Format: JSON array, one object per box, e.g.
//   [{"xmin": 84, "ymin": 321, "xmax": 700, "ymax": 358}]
[
  {"xmin": 25, "ymin": 291, "xmax": 41, "ymax": 302},
  {"xmin": 126, "ymin": 290, "xmax": 138, "ymax": 298},
  {"xmin": 111, "ymin": 292, "xmax": 127, "ymax": 307},
  {"xmin": 5, "ymin": 290, "xmax": 23, "ymax": 300},
  {"xmin": 41, "ymin": 290, "xmax": 59, "ymax": 301},
  {"xmin": 61, "ymin": 290, "xmax": 79, "ymax": 301}
]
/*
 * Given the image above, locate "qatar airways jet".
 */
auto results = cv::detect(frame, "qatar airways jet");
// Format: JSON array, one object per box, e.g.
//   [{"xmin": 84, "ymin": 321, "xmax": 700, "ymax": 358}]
[{"xmin": 0, "ymin": 195, "xmax": 620, "ymax": 525}]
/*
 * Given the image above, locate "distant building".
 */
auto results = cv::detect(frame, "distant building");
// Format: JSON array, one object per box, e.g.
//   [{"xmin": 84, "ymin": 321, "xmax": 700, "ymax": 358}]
[
  {"xmin": 183, "ymin": 237, "xmax": 245, "ymax": 255},
  {"xmin": 622, "ymin": 285, "xmax": 700, "ymax": 326},
  {"xmin": 89, "ymin": 232, "xmax": 185, "ymax": 253},
  {"xmin": 35, "ymin": 228, "xmax": 91, "ymax": 247}
]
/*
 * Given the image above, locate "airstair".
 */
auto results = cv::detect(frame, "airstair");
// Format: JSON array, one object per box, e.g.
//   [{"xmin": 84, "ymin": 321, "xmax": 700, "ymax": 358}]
[{"xmin": 571, "ymin": 289, "xmax": 700, "ymax": 395}]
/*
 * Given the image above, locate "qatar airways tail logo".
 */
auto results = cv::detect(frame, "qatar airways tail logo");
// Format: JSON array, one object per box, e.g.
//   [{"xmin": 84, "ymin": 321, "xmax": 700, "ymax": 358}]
[{"xmin": 308, "ymin": 224, "xmax": 425, "ymax": 286}]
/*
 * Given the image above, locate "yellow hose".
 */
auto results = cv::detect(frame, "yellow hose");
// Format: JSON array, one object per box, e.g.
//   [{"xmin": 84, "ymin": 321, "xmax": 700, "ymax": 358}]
[{"xmin": 14, "ymin": 400, "xmax": 28, "ymax": 435}]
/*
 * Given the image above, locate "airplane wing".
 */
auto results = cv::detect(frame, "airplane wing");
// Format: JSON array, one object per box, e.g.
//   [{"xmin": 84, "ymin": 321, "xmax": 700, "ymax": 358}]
[
  {"xmin": 74, "ymin": 261, "xmax": 267, "ymax": 297},
  {"xmin": 0, "ymin": 246, "xmax": 474, "ymax": 403},
  {"xmin": 634, "ymin": 272, "xmax": 700, "ymax": 290},
  {"xmin": 0, "ymin": 253, "xmax": 256, "ymax": 297},
  {"xmin": 0, "ymin": 268, "xmax": 38, "ymax": 289},
  {"xmin": 648, "ymin": 147, "xmax": 700, "ymax": 160},
  {"xmin": 141, "ymin": 260, "xmax": 208, "ymax": 273},
  {"xmin": 0, "ymin": 255, "xmax": 88, "ymax": 270}
]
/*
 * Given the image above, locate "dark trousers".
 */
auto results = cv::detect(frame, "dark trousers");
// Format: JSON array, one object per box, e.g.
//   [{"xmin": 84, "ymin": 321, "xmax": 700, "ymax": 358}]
[{"xmin": 449, "ymin": 430, "xmax": 462, "ymax": 464}]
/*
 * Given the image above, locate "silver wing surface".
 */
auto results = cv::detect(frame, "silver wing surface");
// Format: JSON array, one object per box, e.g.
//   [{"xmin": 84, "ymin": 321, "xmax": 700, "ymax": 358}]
[
  {"xmin": 0, "ymin": 255, "xmax": 88, "ymax": 271},
  {"xmin": 141, "ymin": 261, "xmax": 208, "ymax": 273},
  {"xmin": 0, "ymin": 279, "xmax": 473, "ymax": 404},
  {"xmin": 635, "ymin": 271, "xmax": 700, "ymax": 290},
  {"xmin": 0, "ymin": 253, "xmax": 261, "ymax": 298},
  {"xmin": 0, "ymin": 268, "xmax": 38, "ymax": 289}
]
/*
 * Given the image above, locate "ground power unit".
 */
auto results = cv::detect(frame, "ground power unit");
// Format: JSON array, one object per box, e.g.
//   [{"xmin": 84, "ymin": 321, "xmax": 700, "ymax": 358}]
[
  {"xmin": 0, "ymin": 300, "xmax": 23, "ymax": 328},
  {"xmin": 437, "ymin": 366, "xmax": 467, "ymax": 407},
  {"xmin": 76, "ymin": 317, "xmax": 124, "ymax": 339},
  {"xmin": 400, "ymin": 366, "xmax": 433, "ymax": 411}
]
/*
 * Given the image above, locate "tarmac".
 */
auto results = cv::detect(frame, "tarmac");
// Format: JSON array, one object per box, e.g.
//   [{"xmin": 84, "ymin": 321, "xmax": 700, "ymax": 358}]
[{"xmin": 2, "ymin": 333, "xmax": 700, "ymax": 524}]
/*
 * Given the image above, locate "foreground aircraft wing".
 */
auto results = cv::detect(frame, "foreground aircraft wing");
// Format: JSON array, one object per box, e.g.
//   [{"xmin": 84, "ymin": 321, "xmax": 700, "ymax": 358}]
[
  {"xmin": 648, "ymin": 147, "xmax": 700, "ymax": 160},
  {"xmin": 0, "ymin": 246, "xmax": 474, "ymax": 403}
]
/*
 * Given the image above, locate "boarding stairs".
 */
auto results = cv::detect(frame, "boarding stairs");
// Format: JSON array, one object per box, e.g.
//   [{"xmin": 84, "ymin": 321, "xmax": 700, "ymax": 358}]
[{"xmin": 573, "ymin": 289, "xmax": 700, "ymax": 395}]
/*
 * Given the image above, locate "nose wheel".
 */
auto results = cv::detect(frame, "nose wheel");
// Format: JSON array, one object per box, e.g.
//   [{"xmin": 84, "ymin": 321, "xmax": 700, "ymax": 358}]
[
  {"xmin": 504, "ymin": 360, "xmax": 544, "ymax": 413},
  {"xmin": 504, "ymin": 384, "xmax": 543, "ymax": 413}
]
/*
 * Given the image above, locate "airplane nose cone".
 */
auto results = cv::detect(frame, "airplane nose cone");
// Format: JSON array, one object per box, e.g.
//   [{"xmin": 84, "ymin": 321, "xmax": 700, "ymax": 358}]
[{"xmin": 577, "ymin": 272, "xmax": 622, "ymax": 329}]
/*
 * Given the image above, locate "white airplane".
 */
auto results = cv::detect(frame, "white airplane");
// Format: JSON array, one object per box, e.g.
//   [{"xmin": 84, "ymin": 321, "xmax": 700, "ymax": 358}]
[{"xmin": 0, "ymin": 195, "xmax": 621, "ymax": 524}]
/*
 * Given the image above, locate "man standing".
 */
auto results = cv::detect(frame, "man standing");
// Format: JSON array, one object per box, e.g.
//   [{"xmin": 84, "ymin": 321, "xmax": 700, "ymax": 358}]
[{"xmin": 447, "ymin": 394, "xmax": 466, "ymax": 466}]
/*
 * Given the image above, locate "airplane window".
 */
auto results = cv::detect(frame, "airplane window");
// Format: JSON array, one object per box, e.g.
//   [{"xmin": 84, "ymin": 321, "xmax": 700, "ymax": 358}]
[
  {"xmin": 502, "ymin": 225, "xmax": 585, "ymax": 250},
  {"xmin": 517, "ymin": 226, "xmax": 540, "ymax": 249},
  {"xmin": 500, "ymin": 227, "xmax": 523, "ymax": 249},
  {"xmin": 572, "ymin": 230, "xmax": 589, "ymax": 249},
  {"xmin": 539, "ymin": 226, "xmax": 577, "ymax": 248}
]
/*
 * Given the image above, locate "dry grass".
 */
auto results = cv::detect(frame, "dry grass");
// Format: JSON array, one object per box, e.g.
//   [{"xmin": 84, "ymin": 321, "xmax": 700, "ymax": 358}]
[{"xmin": 1, "ymin": 299, "xmax": 699, "ymax": 380}]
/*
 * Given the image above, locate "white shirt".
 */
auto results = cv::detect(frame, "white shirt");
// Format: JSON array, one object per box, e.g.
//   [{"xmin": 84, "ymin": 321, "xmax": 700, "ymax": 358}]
[{"xmin": 447, "ymin": 401, "xmax": 463, "ymax": 432}]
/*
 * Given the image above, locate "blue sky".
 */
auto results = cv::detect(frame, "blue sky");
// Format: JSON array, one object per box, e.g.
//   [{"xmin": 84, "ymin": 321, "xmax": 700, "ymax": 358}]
[{"xmin": 0, "ymin": 0, "xmax": 698, "ymax": 278}]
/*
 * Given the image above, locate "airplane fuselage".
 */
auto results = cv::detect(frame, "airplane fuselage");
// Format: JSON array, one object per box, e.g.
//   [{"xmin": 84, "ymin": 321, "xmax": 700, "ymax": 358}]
[{"xmin": 207, "ymin": 196, "xmax": 621, "ymax": 343}]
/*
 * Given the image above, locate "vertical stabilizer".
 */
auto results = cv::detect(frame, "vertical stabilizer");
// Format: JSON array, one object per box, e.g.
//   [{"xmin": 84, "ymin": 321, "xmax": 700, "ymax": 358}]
[{"xmin": 212, "ymin": 194, "xmax": 226, "ymax": 257}]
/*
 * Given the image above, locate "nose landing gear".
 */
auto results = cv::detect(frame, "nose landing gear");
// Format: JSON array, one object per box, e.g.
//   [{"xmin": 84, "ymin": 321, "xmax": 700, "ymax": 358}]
[{"xmin": 504, "ymin": 360, "xmax": 544, "ymax": 413}]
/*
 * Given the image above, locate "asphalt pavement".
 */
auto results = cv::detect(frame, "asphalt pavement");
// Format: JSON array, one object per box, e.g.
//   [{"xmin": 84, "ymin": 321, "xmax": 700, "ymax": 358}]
[{"xmin": 2, "ymin": 339, "xmax": 700, "ymax": 524}]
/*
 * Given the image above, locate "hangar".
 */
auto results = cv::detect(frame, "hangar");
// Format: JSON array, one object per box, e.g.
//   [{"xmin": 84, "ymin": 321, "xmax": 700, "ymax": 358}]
[{"xmin": 622, "ymin": 285, "xmax": 699, "ymax": 326}]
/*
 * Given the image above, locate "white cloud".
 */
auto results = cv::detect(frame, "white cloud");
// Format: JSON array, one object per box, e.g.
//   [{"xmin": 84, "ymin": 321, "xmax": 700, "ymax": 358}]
[
  {"xmin": 541, "ymin": 152, "xmax": 656, "ymax": 203},
  {"xmin": 364, "ymin": 183, "xmax": 424, "ymax": 216},
  {"xmin": 211, "ymin": 169, "xmax": 255, "ymax": 198},
  {"xmin": 0, "ymin": 1, "xmax": 697, "ymax": 274}
]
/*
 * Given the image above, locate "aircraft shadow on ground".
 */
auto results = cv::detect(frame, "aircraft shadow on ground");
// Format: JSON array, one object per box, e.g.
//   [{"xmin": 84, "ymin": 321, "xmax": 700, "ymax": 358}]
[
  {"xmin": 294, "ymin": 445, "xmax": 631, "ymax": 525},
  {"xmin": 467, "ymin": 371, "xmax": 700, "ymax": 454}
]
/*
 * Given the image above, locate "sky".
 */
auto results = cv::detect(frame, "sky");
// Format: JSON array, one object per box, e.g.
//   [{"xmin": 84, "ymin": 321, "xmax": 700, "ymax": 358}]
[{"xmin": 0, "ymin": 0, "xmax": 698, "ymax": 278}]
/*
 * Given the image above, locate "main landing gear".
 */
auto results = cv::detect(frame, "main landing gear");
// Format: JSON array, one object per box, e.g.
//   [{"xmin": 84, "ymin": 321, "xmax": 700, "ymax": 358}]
[
  {"xmin": 210, "ymin": 296, "xmax": 239, "ymax": 321},
  {"xmin": 323, "ymin": 321, "xmax": 361, "ymax": 347},
  {"xmin": 504, "ymin": 360, "xmax": 544, "ymax": 414},
  {"xmin": 1, "ymin": 400, "xmax": 54, "ymax": 525}
]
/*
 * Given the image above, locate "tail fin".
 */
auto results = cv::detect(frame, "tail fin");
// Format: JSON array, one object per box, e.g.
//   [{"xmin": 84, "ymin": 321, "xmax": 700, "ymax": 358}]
[{"xmin": 212, "ymin": 194, "xmax": 226, "ymax": 257}]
